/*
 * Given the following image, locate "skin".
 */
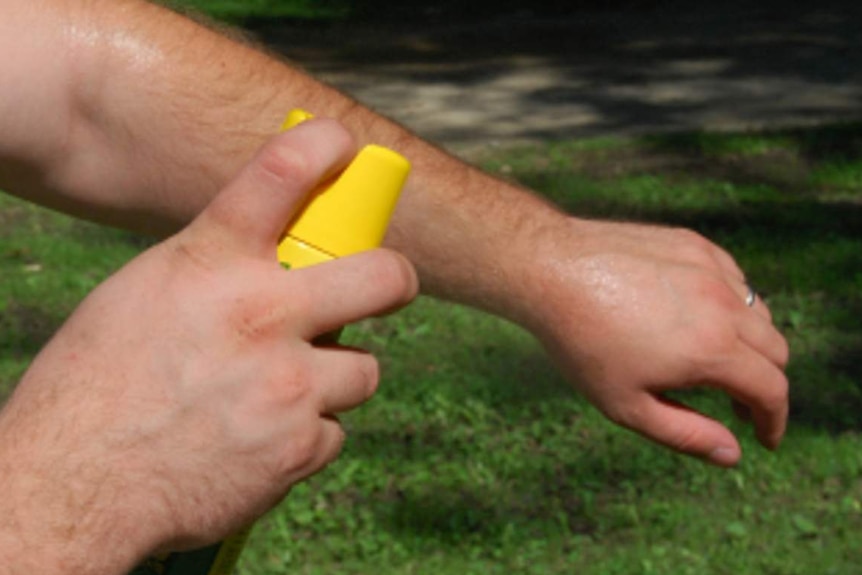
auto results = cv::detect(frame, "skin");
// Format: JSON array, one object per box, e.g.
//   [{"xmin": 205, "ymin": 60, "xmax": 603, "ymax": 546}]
[
  {"xmin": 0, "ymin": 0, "xmax": 789, "ymax": 569},
  {"xmin": 0, "ymin": 122, "xmax": 418, "ymax": 572}
]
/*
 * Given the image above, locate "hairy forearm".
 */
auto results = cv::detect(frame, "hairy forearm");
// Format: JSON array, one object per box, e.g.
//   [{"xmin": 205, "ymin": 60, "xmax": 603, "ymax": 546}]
[
  {"xmin": 0, "ymin": 401, "xmax": 147, "ymax": 574},
  {"xmin": 0, "ymin": 0, "xmax": 567, "ymax": 323}
]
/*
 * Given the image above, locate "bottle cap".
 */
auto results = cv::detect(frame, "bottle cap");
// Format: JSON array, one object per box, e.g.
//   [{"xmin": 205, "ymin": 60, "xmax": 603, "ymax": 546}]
[{"xmin": 276, "ymin": 111, "xmax": 411, "ymax": 268}]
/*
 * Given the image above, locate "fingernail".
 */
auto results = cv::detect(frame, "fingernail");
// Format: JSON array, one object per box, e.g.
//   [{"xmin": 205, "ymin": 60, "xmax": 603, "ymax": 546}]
[{"xmin": 709, "ymin": 446, "xmax": 740, "ymax": 467}]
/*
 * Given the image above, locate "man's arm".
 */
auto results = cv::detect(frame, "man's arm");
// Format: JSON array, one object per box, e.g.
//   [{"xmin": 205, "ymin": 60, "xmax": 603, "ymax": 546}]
[
  {"xmin": 0, "ymin": 0, "xmax": 557, "ymax": 295},
  {"xmin": 0, "ymin": 0, "xmax": 788, "ymax": 466}
]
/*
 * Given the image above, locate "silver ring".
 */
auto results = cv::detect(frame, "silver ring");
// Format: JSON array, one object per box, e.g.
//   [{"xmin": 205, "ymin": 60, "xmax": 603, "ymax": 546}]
[{"xmin": 744, "ymin": 284, "xmax": 757, "ymax": 307}]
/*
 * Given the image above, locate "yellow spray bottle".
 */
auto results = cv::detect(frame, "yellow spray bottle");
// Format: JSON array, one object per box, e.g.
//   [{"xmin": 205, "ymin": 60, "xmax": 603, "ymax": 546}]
[{"xmin": 130, "ymin": 110, "xmax": 410, "ymax": 575}]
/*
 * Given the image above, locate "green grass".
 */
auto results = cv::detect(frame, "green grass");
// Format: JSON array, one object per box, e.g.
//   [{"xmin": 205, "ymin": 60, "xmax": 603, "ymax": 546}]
[
  {"xmin": 164, "ymin": 0, "xmax": 350, "ymax": 23},
  {"xmin": 3, "ymin": 123, "xmax": 862, "ymax": 573},
  {"xmin": 164, "ymin": 0, "xmax": 613, "ymax": 24},
  {"xmin": 0, "ymin": 198, "xmax": 151, "ymax": 396}
]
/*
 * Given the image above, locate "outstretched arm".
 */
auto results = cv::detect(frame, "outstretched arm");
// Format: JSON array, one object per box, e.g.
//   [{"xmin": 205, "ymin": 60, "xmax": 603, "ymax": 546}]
[{"xmin": 0, "ymin": 0, "xmax": 788, "ymax": 466}]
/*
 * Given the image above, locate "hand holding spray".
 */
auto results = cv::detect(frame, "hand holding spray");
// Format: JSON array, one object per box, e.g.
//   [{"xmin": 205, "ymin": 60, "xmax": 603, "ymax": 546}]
[{"xmin": 130, "ymin": 110, "xmax": 410, "ymax": 575}]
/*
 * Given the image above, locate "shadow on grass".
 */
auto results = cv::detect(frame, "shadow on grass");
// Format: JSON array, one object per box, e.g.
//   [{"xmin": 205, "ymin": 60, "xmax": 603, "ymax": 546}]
[
  {"xmin": 791, "ymin": 355, "xmax": 862, "ymax": 433},
  {"xmin": 348, "ymin": 415, "xmax": 684, "ymax": 546},
  {"xmin": 0, "ymin": 303, "xmax": 65, "ymax": 395},
  {"xmin": 380, "ymin": 467, "xmax": 595, "ymax": 543},
  {"xmin": 644, "ymin": 122, "xmax": 862, "ymax": 166},
  {"xmin": 0, "ymin": 303, "xmax": 60, "ymax": 355},
  {"xmin": 252, "ymin": 0, "xmax": 862, "ymax": 146}
]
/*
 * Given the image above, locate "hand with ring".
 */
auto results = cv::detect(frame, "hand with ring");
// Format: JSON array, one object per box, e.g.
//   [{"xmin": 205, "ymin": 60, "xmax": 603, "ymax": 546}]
[{"xmin": 522, "ymin": 218, "xmax": 789, "ymax": 467}]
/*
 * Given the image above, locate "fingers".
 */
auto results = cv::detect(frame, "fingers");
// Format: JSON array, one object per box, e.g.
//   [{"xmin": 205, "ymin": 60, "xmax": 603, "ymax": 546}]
[
  {"xmin": 194, "ymin": 119, "xmax": 357, "ymax": 257},
  {"xmin": 624, "ymin": 347, "xmax": 785, "ymax": 466},
  {"xmin": 721, "ymin": 282, "xmax": 789, "ymax": 447},
  {"xmin": 282, "ymin": 416, "xmax": 347, "ymax": 486},
  {"xmin": 628, "ymin": 308, "xmax": 788, "ymax": 463},
  {"xmin": 689, "ymin": 288, "xmax": 788, "ymax": 456},
  {"xmin": 735, "ymin": 306, "xmax": 789, "ymax": 369},
  {"xmin": 627, "ymin": 396, "xmax": 742, "ymax": 467},
  {"xmin": 707, "ymin": 241, "xmax": 746, "ymax": 284},
  {"xmin": 300, "ymin": 416, "xmax": 347, "ymax": 478},
  {"xmin": 285, "ymin": 248, "xmax": 419, "ymax": 339},
  {"xmin": 708, "ymin": 343, "xmax": 789, "ymax": 450},
  {"xmin": 310, "ymin": 347, "xmax": 381, "ymax": 415}
]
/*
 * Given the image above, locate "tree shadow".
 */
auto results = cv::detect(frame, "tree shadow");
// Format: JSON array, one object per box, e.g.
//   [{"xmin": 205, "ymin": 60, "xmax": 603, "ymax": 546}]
[
  {"xmin": 250, "ymin": 0, "xmax": 862, "ymax": 146},
  {"xmin": 0, "ymin": 303, "xmax": 65, "ymax": 396},
  {"xmin": 346, "ymin": 408, "xmax": 685, "ymax": 546},
  {"xmin": 790, "ymin": 347, "xmax": 862, "ymax": 434}
]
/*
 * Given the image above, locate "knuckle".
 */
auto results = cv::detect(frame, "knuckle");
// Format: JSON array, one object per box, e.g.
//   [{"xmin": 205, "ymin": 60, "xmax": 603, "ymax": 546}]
[
  {"xmin": 285, "ymin": 423, "xmax": 345, "ymax": 477},
  {"xmin": 312, "ymin": 428, "xmax": 346, "ymax": 473},
  {"xmin": 603, "ymin": 399, "xmax": 646, "ymax": 431},
  {"xmin": 328, "ymin": 426, "xmax": 347, "ymax": 460},
  {"xmin": 286, "ymin": 428, "xmax": 324, "ymax": 472},
  {"xmin": 673, "ymin": 227, "xmax": 708, "ymax": 250},
  {"xmin": 673, "ymin": 228, "xmax": 721, "ymax": 265},
  {"xmin": 270, "ymin": 362, "xmax": 314, "ymax": 406},
  {"xmin": 256, "ymin": 141, "xmax": 313, "ymax": 188},
  {"xmin": 700, "ymin": 276, "xmax": 739, "ymax": 311}
]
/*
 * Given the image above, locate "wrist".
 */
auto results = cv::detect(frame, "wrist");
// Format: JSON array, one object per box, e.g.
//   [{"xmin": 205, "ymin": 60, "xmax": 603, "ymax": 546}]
[
  {"xmin": 496, "ymin": 213, "xmax": 595, "ymax": 339},
  {"xmin": 471, "ymin": 192, "xmax": 578, "ymax": 331},
  {"xmin": 388, "ymin": 153, "xmax": 572, "ymax": 316}
]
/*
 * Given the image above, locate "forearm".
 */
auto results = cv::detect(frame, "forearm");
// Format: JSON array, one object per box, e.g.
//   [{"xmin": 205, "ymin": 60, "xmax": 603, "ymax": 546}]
[
  {"xmin": 0, "ymin": 401, "xmax": 149, "ymax": 574},
  {"xmin": 0, "ymin": 0, "xmax": 567, "ymax": 324}
]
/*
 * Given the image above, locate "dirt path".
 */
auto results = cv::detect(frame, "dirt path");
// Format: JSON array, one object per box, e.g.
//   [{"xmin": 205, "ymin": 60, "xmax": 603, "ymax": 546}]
[{"xmin": 254, "ymin": 1, "xmax": 862, "ymax": 155}]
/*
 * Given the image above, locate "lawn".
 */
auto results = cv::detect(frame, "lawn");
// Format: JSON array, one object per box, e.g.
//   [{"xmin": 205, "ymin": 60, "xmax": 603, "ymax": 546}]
[
  {"xmin": 163, "ymin": 0, "xmax": 350, "ymax": 22},
  {"xmin": 2, "ymin": 123, "xmax": 861, "ymax": 574},
  {"xmin": 162, "ymin": 0, "xmax": 612, "ymax": 23}
]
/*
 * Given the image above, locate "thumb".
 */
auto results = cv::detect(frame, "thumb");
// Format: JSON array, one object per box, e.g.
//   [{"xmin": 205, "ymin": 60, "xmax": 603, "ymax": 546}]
[{"xmin": 193, "ymin": 119, "xmax": 356, "ymax": 257}]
